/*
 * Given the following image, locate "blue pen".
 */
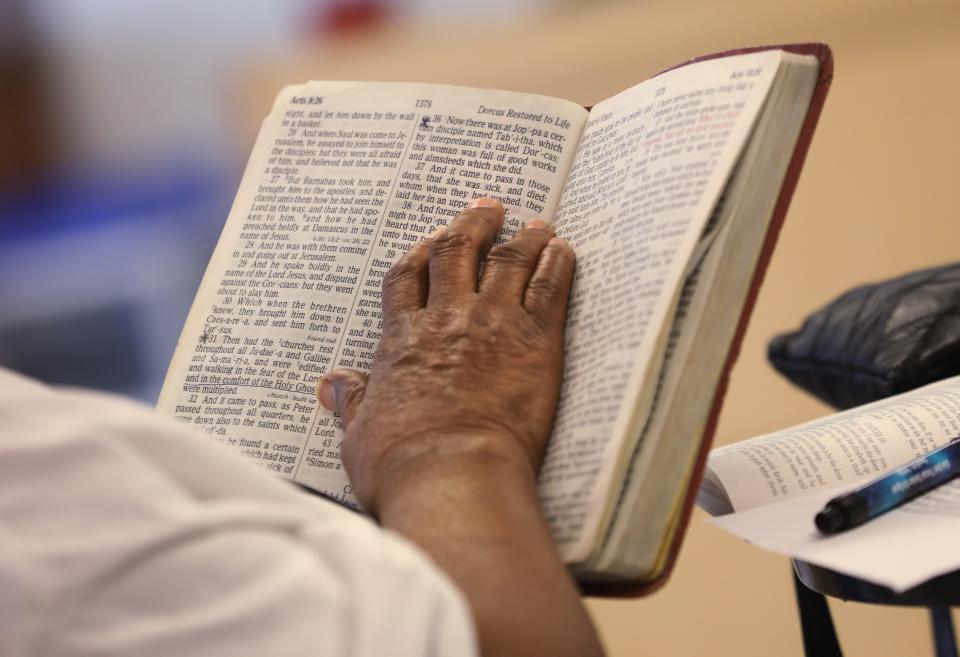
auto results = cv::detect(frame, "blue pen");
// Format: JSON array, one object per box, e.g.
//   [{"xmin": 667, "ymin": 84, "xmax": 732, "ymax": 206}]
[{"xmin": 815, "ymin": 438, "xmax": 960, "ymax": 534}]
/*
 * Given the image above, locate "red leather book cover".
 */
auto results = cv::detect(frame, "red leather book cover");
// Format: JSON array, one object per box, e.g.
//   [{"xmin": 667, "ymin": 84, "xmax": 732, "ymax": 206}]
[{"xmin": 583, "ymin": 42, "xmax": 834, "ymax": 597}]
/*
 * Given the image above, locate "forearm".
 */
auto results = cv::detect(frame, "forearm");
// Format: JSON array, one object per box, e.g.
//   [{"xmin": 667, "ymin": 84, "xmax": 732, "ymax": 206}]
[{"xmin": 376, "ymin": 437, "xmax": 604, "ymax": 657}]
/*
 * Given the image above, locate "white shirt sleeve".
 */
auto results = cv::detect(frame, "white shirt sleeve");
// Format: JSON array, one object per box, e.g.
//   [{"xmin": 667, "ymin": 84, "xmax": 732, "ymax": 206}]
[{"xmin": 0, "ymin": 368, "xmax": 478, "ymax": 657}]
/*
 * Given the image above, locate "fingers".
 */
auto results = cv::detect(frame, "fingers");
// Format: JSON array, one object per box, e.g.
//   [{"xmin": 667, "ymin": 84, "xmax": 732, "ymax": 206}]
[
  {"xmin": 427, "ymin": 197, "xmax": 505, "ymax": 305},
  {"xmin": 523, "ymin": 237, "xmax": 576, "ymax": 329},
  {"xmin": 381, "ymin": 197, "xmax": 573, "ymax": 331},
  {"xmin": 317, "ymin": 368, "xmax": 369, "ymax": 428},
  {"xmin": 479, "ymin": 219, "xmax": 554, "ymax": 303},
  {"xmin": 382, "ymin": 239, "xmax": 430, "ymax": 316}
]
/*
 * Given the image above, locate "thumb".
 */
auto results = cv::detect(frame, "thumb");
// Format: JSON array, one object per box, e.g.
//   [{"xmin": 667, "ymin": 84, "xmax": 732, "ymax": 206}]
[{"xmin": 317, "ymin": 368, "xmax": 369, "ymax": 428}]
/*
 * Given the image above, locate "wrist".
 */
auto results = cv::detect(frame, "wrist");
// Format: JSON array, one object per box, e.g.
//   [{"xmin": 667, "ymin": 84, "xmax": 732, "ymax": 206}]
[
  {"xmin": 367, "ymin": 430, "xmax": 539, "ymax": 521},
  {"xmin": 369, "ymin": 430, "xmax": 602, "ymax": 657}
]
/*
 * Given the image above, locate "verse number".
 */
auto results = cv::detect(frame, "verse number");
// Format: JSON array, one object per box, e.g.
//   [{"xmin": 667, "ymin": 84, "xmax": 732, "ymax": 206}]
[
  {"xmin": 655, "ymin": 86, "xmax": 666, "ymax": 97},
  {"xmin": 415, "ymin": 99, "xmax": 433, "ymax": 108}
]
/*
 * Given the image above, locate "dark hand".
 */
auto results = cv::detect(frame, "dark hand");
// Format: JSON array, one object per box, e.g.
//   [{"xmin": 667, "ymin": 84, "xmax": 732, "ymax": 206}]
[{"xmin": 317, "ymin": 197, "xmax": 575, "ymax": 515}]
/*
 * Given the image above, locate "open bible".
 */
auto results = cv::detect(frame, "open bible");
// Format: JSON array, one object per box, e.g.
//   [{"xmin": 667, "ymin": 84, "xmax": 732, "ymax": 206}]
[{"xmin": 157, "ymin": 44, "xmax": 832, "ymax": 591}]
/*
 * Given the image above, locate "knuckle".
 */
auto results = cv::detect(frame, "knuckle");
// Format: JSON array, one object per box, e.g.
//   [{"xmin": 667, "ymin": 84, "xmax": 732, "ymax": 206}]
[
  {"xmin": 383, "ymin": 257, "xmax": 416, "ymax": 290},
  {"xmin": 526, "ymin": 275, "xmax": 562, "ymax": 301},
  {"xmin": 464, "ymin": 304, "xmax": 498, "ymax": 330},
  {"xmin": 428, "ymin": 306, "xmax": 473, "ymax": 337},
  {"xmin": 430, "ymin": 229, "xmax": 476, "ymax": 255},
  {"xmin": 520, "ymin": 317, "xmax": 553, "ymax": 346},
  {"xmin": 486, "ymin": 241, "xmax": 536, "ymax": 266}
]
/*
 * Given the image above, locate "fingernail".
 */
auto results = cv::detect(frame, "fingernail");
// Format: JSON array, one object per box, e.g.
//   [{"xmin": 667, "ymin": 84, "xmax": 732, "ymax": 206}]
[
  {"xmin": 317, "ymin": 377, "xmax": 337, "ymax": 411},
  {"xmin": 428, "ymin": 227, "xmax": 445, "ymax": 239},
  {"xmin": 467, "ymin": 197, "xmax": 503, "ymax": 210},
  {"xmin": 524, "ymin": 219, "xmax": 548, "ymax": 230}
]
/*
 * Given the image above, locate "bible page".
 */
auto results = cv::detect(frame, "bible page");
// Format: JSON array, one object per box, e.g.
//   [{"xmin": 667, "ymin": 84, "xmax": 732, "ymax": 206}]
[
  {"xmin": 702, "ymin": 376, "xmax": 960, "ymax": 515},
  {"xmin": 539, "ymin": 50, "xmax": 788, "ymax": 562},
  {"xmin": 157, "ymin": 82, "xmax": 586, "ymax": 506}
]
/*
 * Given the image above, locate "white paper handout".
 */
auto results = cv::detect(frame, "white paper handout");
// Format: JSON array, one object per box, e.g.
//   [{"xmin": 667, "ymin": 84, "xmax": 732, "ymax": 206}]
[
  {"xmin": 701, "ymin": 375, "xmax": 960, "ymax": 592},
  {"xmin": 711, "ymin": 479, "xmax": 960, "ymax": 592}
]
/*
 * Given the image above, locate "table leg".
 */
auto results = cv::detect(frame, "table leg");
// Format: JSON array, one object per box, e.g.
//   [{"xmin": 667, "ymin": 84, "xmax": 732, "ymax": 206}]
[
  {"xmin": 931, "ymin": 607, "xmax": 958, "ymax": 657},
  {"xmin": 794, "ymin": 567, "xmax": 843, "ymax": 657}
]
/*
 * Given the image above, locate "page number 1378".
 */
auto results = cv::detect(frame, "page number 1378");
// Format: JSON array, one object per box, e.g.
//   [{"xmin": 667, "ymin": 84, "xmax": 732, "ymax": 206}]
[{"xmin": 415, "ymin": 99, "xmax": 432, "ymax": 108}]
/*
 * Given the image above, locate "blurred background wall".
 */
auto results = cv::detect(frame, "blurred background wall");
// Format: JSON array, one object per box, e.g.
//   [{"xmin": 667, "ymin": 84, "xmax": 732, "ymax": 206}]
[{"xmin": 1, "ymin": 0, "xmax": 959, "ymax": 654}]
